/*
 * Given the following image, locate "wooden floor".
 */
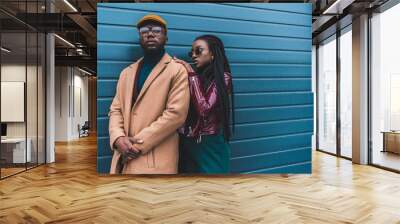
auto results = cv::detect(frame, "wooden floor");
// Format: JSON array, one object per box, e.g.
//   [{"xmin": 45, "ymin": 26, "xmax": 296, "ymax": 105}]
[
  {"xmin": 1, "ymin": 135, "xmax": 400, "ymax": 224},
  {"xmin": 1, "ymin": 167, "xmax": 26, "ymax": 178},
  {"xmin": 1, "ymin": 163, "xmax": 45, "ymax": 178}
]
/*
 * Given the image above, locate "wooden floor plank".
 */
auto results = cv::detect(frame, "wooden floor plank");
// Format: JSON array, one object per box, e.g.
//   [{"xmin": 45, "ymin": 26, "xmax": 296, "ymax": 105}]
[{"xmin": 0, "ymin": 134, "xmax": 400, "ymax": 223}]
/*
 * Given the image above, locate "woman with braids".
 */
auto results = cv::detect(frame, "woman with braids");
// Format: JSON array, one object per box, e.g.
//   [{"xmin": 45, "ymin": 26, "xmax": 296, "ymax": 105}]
[{"xmin": 174, "ymin": 35, "xmax": 234, "ymax": 174}]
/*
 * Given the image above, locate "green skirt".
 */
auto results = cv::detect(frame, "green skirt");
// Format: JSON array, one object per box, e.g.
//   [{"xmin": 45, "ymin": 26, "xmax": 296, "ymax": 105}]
[{"xmin": 178, "ymin": 133, "xmax": 231, "ymax": 174}]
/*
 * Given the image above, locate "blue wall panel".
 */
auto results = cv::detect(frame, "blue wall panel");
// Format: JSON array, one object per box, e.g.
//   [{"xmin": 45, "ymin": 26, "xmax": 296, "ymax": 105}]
[{"xmin": 97, "ymin": 3, "xmax": 313, "ymax": 174}]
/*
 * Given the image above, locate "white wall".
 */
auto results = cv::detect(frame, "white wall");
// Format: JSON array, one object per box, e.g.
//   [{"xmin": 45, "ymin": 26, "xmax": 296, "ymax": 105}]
[
  {"xmin": 1, "ymin": 63, "xmax": 46, "ymax": 164},
  {"xmin": 1, "ymin": 65, "xmax": 25, "ymax": 135},
  {"xmin": 1, "ymin": 65, "xmax": 38, "ymax": 138},
  {"xmin": 54, "ymin": 66, "xmax": 69, "ymax": 141},
  {"xmin": 54, "ymin": 66, "xmax": 89, "ymax": 141},
  {"xmin": 74, "ymin": 72, "xmax": 89, "ymax": 136}
]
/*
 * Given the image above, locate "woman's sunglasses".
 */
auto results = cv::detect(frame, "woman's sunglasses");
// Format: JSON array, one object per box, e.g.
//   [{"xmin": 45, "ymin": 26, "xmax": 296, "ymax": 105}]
[{"xmin": 188, "ymin": 47, "xmax": 204, "ymax": 58}]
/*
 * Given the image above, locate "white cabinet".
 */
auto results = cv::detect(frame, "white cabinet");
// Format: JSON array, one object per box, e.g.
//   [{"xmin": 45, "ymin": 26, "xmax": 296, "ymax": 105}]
[{"xmin": 1, "ymin": 138, "xmax": 32, "ymax": 163}]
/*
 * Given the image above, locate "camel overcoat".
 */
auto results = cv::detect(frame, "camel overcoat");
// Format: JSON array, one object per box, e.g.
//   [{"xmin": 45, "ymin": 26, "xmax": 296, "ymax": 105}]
[{"xmin": 108, "ymin": 53, "xmax": 190, "ymax": 174}]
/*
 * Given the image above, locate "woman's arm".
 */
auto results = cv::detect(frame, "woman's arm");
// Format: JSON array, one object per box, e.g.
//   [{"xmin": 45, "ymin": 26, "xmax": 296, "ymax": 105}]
[
  {"xmin": 188, "ymin": 72, "xmax": 232, "ymax": 117},
  {"xmin": 188, "ymin": 72, "xmax": 219, "ymax": 117},
  {"xmin": 174, "ymin": 57, "xmax": 231, "ymax": 117}
]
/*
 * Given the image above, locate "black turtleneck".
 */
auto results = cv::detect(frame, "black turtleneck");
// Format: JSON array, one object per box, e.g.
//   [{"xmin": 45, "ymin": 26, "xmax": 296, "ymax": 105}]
[{"xmin": 137, "ymin": 49, "xmax": 165, "ymax": 94}]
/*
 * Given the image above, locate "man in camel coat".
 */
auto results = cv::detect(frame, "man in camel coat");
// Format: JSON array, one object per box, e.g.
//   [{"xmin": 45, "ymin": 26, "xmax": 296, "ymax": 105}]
[{"xmin": 108, "ymin": 14, "xmax": 190, "ymax": 174}]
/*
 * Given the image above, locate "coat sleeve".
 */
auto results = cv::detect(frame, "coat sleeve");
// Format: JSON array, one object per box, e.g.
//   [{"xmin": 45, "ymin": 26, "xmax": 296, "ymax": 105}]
[
  {"xmin": 133, "ymin": 65, "xmax": 190, "ymax": 154},
  {"xmin": 108, "ymin": 69, "xmax": 127, "ymax": 151}
]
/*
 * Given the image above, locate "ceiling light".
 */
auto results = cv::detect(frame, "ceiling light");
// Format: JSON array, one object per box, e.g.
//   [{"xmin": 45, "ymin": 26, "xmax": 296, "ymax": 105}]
[
  {"xmin": 322, "ymin": 0, "xmax": 354, "ymax": 15},
  {"xmin": 63, "ymin": 0, "xmax": 78, "ymax": 12},
  {"xmin": 78, "ymin": 67, "xmax": 93, "ymax": 76},
  {"xmin": 1, "ymin": 47, "xmax": 11, "ymax": 53},
  {"xmin": 54, "ymin": 34, "xmax": 75, "ymax": 48}
]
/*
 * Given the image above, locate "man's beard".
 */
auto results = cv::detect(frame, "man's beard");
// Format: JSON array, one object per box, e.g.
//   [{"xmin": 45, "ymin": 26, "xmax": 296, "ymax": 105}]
[{"xmin": 142, "ymin": 43, "xmax": 164, "ymax": 56}]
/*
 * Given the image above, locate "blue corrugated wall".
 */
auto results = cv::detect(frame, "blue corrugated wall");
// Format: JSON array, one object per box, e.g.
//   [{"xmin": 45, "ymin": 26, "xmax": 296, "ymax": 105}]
[{"xmin": 97, "ymin": 3, "xmax": 313, "ymax": 174}]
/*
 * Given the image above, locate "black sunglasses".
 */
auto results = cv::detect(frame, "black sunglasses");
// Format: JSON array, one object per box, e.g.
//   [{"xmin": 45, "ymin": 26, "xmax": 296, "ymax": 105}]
[{"xmin": 188, "ymin": 47, "xmax": 204, "ymax": 58}]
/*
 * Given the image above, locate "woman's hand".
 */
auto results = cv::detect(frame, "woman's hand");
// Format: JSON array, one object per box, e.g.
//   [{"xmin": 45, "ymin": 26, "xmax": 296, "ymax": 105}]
[{"xmin": 173, "ymin": 56, "xmax": 195, "ymax": 73}]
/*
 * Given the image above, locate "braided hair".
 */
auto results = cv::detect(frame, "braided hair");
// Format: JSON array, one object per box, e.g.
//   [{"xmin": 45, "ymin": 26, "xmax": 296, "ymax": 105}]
[{"xmin": 194, "ymin": 34, "xmax": 235, "ymax": 141}]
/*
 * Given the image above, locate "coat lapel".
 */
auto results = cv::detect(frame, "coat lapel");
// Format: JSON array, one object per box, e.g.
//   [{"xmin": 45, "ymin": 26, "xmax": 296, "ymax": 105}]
[
  {"xmin": 124, "ymin": 58, "xmax": 143, "ymax": 114},
  {"xmin": 133, "ymin": 53, "xmax": 172, "ymax": 109}
]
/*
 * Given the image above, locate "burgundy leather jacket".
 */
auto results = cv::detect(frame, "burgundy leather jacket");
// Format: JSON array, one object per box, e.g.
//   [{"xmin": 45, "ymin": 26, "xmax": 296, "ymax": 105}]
[{"xmin": 179, "ymin": 71, "xmax": 232, "ymax": 142}]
